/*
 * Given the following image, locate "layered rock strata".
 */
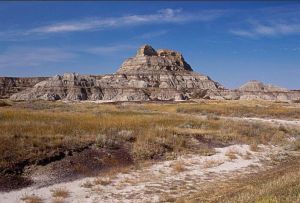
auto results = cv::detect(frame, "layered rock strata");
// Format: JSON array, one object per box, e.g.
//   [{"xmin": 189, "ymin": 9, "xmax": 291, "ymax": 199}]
[
  {"xmin": 0, "ymin": 77, "xmax": 48, "ymax": 99},
  {"xmin": 7, "ymin": 45, "xmax": 300, "ymax": 102},
  {"xmin": 10, "ymin": 45, "xmax": 223, "ymax": 101}
]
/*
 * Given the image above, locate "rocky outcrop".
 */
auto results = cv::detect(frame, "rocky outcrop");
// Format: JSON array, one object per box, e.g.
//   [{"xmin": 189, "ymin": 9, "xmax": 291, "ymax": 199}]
[
  {"xmin": 0, "ymin": 77, "xmax": 48, "ymax": 99},
  {"xmin": 211, "ymin": 89, "xmax": 300, "ymax": 102},
  {"xmin": 10, "ymin": 73, "xmax": 100, "ymax": 101},
  {"xmin": 231, "ymin": 80, "xmax": 300, "ymax": 101},
  {"xmin": 10, "ymin": 45, "xmax": 223, "ymax": 101},
  {"xmin": 118, "ymin": 45, "xmax": 193, "ymax": 73},
  {"xmin": 8, "ymin": 45, "xmax": 300, "ymax": 102},
  {"xmin": 239, "ymin": 80, "xmax": 288, "ymax": 92}
]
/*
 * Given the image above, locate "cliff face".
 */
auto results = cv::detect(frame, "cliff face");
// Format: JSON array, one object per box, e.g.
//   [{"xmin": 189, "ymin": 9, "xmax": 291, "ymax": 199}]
[
  {"xmin": 0, "ymin": 77, "xmax": 48, "ymax": 98},
  {"xmin": 6, "ymin": 45, "xmax": 300, "ymax": 102}
]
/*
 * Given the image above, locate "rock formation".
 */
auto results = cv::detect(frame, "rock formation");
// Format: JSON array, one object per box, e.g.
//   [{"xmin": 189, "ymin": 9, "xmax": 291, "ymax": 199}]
[
  {"xmin": 0, "ymin": 77, "xmax": 48, "ymax": 99},
  {"xmin": 6, "ymin": 45, "xmax": 300, "ymax": 102},
  {"xmin": 239, "ymin": 80, "xmax": 288, "ymax": 92},
  {"xmin": 117, "ymin": 45, "xmax": 193, "ymax": 73},
  {"xmin": 10, "ymin": 45, "xmax": 224, "ymax": 101},
  {"xmin": 235, "ymin": 80, "xmax": 299, "ymax": 101}
]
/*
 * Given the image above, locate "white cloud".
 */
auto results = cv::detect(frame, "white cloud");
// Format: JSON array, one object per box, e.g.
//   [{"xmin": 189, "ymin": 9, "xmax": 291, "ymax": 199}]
[
  {"xmin": 0, "ymin": 8, "xmax": 225, "ymax": 41},
  {"xmin": 0, "ymin": 47, "xmax": 76, "ymax": 68},
  {"xmin": 230, "ymin": 22, "xmax": 300, "ymax": 38},
  {"xmin": 0, "ymin": 44, "xmax": 137, "ymax": 69},
  {"xmin": 28, "ymin": 8, "xmax": 223, "ymax": 34}
]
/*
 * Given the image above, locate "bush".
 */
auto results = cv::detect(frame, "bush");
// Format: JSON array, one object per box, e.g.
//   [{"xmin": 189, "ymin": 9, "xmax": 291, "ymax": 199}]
[
  {"xmin": 96, "ymin": 134, "xmax": 121, "ymax": 149},
  {"xmin": 96, "ymin": 130, "xmax": 135, "ymax": 149}
]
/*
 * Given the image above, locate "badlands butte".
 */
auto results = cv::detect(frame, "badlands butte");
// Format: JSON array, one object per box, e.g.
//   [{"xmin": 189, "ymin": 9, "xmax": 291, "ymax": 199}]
[{"xmin": 1, "ymin": 44, "xmax": 300, "ymax": 102}]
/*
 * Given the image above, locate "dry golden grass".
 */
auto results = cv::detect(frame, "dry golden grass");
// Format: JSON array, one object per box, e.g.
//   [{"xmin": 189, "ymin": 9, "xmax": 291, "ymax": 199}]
[
  {"xmin": 225, "ymin": 150, "xmax": 238, "ymax": 160},
  {"xmin": 250, "ymin": 143, "xmax": 259, "ymax": 152},
  {"xmin": 0, "ymin": 100, "xmax": 299, "ymax": 173},
  {"xmin": 50, "ymin": 188, "xmax": 70, "ymax": 199},
  {"xmin": 171, "ymin": 161, "xmax": 186, "ymax": 173},
  {"xmin": 21, "ymin": 194, "xmax": 43, "ymax": 203},
  {"xmin": 175, "ymin": 100, "xmax": 300, "ymax": 119},
  {"xmin": 81, "ymin": 181, "xmax": 94, "ymax": 188},
  {"xmin": 202, "ymin": 159, "xmax": 224, "ymax": 168},
  {"xmin": 93, "ymin": 177, "xmax": 112, "ymax": 186},
  {"xmin": 0, "ymin": 103, "xmax": 189, "ymax": 169},
  {"xmin": 1, "ymin": 100, "xmax": 300, "ymax": 202}
]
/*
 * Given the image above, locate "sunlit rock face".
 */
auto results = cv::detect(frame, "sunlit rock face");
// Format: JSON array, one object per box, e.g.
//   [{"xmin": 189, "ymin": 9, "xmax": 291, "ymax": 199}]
[{"xmin": 9, "ymin": 45, "xmax": 300, "ymax": 102}]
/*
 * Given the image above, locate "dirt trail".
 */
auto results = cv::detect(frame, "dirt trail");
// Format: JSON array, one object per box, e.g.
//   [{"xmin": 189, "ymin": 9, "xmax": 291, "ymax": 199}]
[{"xmin": 0, "ymin": 144, "xmax": 288, "ymax": 203}]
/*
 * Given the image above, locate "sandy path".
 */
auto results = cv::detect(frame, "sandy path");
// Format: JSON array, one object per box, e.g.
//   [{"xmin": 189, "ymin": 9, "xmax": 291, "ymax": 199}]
[
  {"xmin": 0, "ymin": 144, "xmax": 285, "ymax": 203},
  {"xmin": 222, "ymin": 116, "xmax": 300, "ymax": 127}
]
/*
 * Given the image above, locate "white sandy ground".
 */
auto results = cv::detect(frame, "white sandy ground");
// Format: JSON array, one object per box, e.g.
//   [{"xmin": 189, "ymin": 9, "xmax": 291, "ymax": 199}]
[
  {"xmin": 225, "ymin": 116, "xmax": 300, "ymax": 127},
  {"xmin": 0, "ymin": 144, "xmax": 287, "ymax": 203}
]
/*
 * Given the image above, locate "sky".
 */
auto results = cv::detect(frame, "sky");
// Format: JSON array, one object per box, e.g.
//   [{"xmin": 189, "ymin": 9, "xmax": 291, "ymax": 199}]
[{"xmin": 0, "ymin": 1, "xmax": 299, "ymax": 89}]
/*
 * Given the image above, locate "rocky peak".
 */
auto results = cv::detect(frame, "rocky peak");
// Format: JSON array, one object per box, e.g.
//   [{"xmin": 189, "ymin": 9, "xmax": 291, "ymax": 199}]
[
  {"xmin": 136, "ymin": 44, "xmax": 158, "ymax": 57},
  {"xmin": 117, "ymin": 45, "xmax": 193, "ymax": 73}
]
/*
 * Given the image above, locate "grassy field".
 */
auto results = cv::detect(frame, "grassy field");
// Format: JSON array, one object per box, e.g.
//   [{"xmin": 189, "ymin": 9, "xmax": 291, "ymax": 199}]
[
  {"xmin": 142, "ymin": 100, "xmax": 300, "ymax": 119},
  {"xmin": 0, "ymin": 100, "xmax": 299, "ymax": 175}
]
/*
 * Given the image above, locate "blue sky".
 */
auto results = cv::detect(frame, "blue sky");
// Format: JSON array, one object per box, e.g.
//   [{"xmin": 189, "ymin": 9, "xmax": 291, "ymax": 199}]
[{"xmin": 0, "ymin": 2, "xmax": 299, "ymax": 89}]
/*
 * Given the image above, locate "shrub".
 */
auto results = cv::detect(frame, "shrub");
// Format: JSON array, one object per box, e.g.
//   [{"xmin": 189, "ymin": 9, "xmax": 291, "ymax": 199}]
[
  {"xmin": 21, "ymin": 194, "xmax": 43, "ymax": 203},
  {"xmin": 51, "ymin": 188, "xmax": 70, "ymax": 198},
  {"xmin": 171, "ymin": 161, "xmax": 186, "ymax": 173}
]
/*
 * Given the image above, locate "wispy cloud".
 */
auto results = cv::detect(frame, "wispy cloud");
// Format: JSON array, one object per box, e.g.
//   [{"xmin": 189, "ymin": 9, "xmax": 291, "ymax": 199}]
[
  {"xmin": 16, "ymin": 8, "xmax": 223, "ymax": 35},
  {"xmin": 0, "ymin": 44, "xmax": 137, "ymax": 69},
  {"xmin": 30, "ymin": 8, "xmax": 223, "ymax": 34},
  {"xmin": 0, "ymin": 47, "xmax": 76, "ymax": 68},
  {"xmin": 230, "ymin": 22, "xmax": 300, "ymax": 38}
]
